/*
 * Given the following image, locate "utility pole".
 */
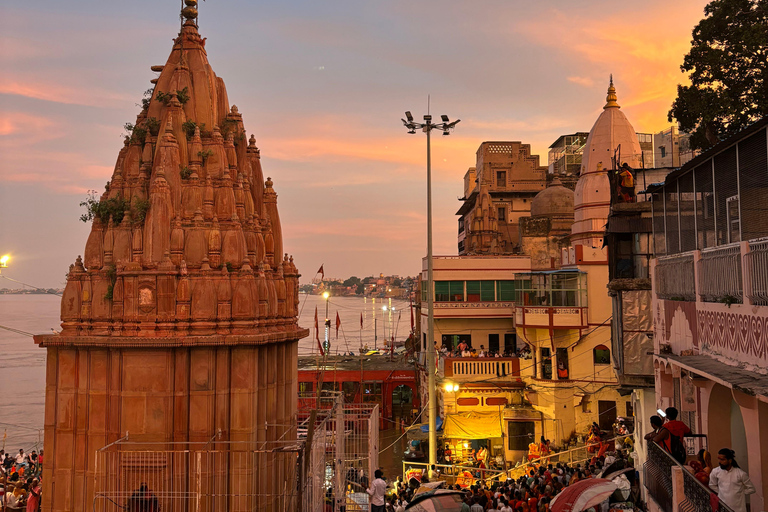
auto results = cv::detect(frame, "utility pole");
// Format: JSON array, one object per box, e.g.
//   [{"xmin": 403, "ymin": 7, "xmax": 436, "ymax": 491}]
[{"xmin": 401, "ymin": 108, "xmax": 460, "ymax": 471}]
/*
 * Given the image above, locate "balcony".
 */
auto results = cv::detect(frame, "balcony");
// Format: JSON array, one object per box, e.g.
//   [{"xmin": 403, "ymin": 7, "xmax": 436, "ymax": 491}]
[
  {"xmin": 652, "ymin": 238, "xmax": 768, "ymax": 369},
  {"xmin": 442, "ymin": 357, "xmax": 522, "ymax": 381},
  {"xmin": 644, "ymin": 441, "xmax": 733, "ymax": 512},
  {"xmin": 514, "ymin": 306, "xmax": 588, "ymax": 329}
]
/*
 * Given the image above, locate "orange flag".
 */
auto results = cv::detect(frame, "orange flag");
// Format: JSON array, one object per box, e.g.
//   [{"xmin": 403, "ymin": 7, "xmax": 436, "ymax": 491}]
[{"xmin": 335, "ymin": 312, "xmax": 341, "ymax": 339}]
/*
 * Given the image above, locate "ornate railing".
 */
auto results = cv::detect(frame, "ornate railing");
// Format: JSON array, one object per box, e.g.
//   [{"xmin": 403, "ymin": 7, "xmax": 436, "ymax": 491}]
[
  {"xmin": 433, "ymin": 301, "xmax": 514, "ymax": 309},
  {"xmin": 446, "ymin": 358, "xmax": 520, "ymax": 378},
  {"xmin": 645, "ymin": 441, "xmax": 675, "ymax": 512},
  {"xmin": 656, "ymin": 254, "xmax": 696, "ymax": 300},
  {"xmin": 644, "ymin": 441, "xmax": 733, "ymax": 512},
  {"xmin": 698, "ymin": 244, "xmax": 743, "ymax": 303},
  {"xmin": 746, "ymin": 238, "xmax": 768, "ymax": 305}
]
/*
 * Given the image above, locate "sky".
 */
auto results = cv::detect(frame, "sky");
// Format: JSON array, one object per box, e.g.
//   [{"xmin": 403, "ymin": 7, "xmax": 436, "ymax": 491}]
[{"xmin": 0, "ymin": 0, "xmax": 709, "ymax": 288}]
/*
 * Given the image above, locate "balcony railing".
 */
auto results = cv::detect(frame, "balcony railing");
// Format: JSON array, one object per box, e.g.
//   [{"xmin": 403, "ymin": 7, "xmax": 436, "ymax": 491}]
[
  {"xmin": 644, "ymin": 441, "xmax": 733, "ymax": 512},
  {"xmin": 443, "ymin": 357, "xmax": 520, "ymax": 379},
  {"xmin": 655, "ymin": 253, "xmax": 696, "ymax": 300},
  {"xmin": 698, "ymin": 243, "xmax": 743, "ymax": 303},
  {"xmin": 746, "ymin": 238, "xmax": 768, "ymax": 305}
]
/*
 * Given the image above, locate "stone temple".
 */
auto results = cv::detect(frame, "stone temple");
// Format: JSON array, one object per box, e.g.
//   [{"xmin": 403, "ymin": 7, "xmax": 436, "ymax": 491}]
[{"xmin": 33, "ymin": 5, "xmax": 308, "ymax": 511}]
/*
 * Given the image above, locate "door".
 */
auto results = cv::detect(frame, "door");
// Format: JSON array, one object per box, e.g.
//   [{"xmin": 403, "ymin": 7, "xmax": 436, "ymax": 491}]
[
  {"xmin": 540, "ymin": 348, "xmax": 552, "ymax": 379},
  {"xmin": 504, "ymin": 333, "xmax": 517, "ymax": 354},
  {"xmin": 598, "ymin": 400, "xmax": 616, "ymax": 431},
  {"xmin": 488, "ymin": 334, "xmax": 500, "ymax": 354},
  {"xmin": 556, "ymin": 348, "xmax": 569, "ymax": 379},
  {"xmin": 392, "ymin": 385, "xmax": 413, "ymax": 424}
]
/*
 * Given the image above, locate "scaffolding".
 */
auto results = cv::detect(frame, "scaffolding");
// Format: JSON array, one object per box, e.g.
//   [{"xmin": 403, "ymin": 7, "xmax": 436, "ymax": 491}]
[{"xmin": 93, "ymin": 393, "xmax": 379, "ymax": 512}]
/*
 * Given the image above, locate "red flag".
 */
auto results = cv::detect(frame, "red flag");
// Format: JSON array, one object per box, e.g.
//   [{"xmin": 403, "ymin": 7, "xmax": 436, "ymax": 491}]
[
  {"xmin": 360, "ymin": 312, "xmax": 363, "ymax": 329},
  {"xmin": 317, "ymin": 264, "xmax": 324, "ymax": 280},
  {"xmin": 314, "ymin": 307, "xmax": 323, "ymax": 355},
  {"xmin": 335, "ymin": 312, "xmax": 341, "ymax": 339},
  {"xmin": 410, "ymin": 304, "xmax": 414, "ymax": 330}
]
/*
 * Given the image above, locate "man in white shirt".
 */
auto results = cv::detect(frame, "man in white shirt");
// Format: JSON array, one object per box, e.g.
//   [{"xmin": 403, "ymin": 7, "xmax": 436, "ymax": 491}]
[
  {"xmin": 367, "ymin": 469, "xmax": 388, "ymax": 512},
  {"xmin": 709, "ymin": 448, "xmax": 756, "ymax": 512}
]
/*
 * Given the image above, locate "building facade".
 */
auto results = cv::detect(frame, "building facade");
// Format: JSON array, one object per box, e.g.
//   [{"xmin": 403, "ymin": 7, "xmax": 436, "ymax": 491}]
[{"xmin": 647, "ymin": 117, "xmax": 768, "ymax": 512}]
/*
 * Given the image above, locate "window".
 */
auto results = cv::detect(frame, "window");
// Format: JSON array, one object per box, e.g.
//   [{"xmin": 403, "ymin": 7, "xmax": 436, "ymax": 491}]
[
  {"xmin": 594, "ymin": 345, "xmax": 611, "ymax": 365},
  {"xmin": 435, "ymin": 281, "xmax": 449, "ymax": 302},
  {"xmin": 435, "ymin": 281, "xmax": 464, "ymax": 302},
  {"xmin": 299, "ymin": 382, "xmax": 313, "ymax": 397},
  {"xmin": 458, "ymin": 240, "xmax": 465, "ymax": 253},
  {"xmin": 458, "ymin": 217, "xmax": 465, "ymax": 234},
  {"xmin": 660, "ymin": 146, "xmax": 667, "ymax": 158},
  {"xmin": 449, "ymin": 281, "xmax": 464, "ymax": 302},
  {"xmin": 514, "ymin": 272, "xmax": 586, "ymax": 307},
  {"xmin": 442, "ymin": 334, "xmax": 471, "ymax": 350},
  {"xmin": 508, "ymin": 421, "xmax": 535, "ymax": 451},
  {"xmin": 497, "ymin": 171, "xmax": 506, "ymax": 186},
  {"xmin": 363, "ymin": 382, "xmax": 382, "ymax": 403},
  {"xmin": 497, "ymin": 281, "xmax": 515, "ymax": 301},
  {"xmin": 467, "ymin": 281, "xmax": 495, "ymax": 302},
  {"xmin": 541, "ymin": 348, "xmax": 552, "ymax": 380},
  {"xmin": 504, "ymin": 333, "xmax": 517, "ymax": 353},
  {"xmin": 342, "ymin": 382, "xmax": 359, "ymax": 403},
  {"xmin": 498, "ymin": 206, "xmax": 506, "ymax": 221},
  {"xmin": 321, "ymin": 382, "xmax": 339, "ymax": 394}
]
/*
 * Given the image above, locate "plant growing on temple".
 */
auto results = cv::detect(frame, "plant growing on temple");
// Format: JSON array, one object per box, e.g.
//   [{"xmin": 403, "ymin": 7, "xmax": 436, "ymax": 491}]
[
  {"xmin": 145, "ymin": 117, "xmax": 161, "ymax": 136},
  {"xmin": 198, "ymin": 149, "xmax": 214, "ymax": 165},
  {"xmin": 140, "ymin": 88, "xmax": 153, "ymax": 110},
  {"xmin": 182, "ymin": 119, "xmax": 204, "ymax": 140},
  {"xmin": 104, "ymin": 265, "xmax": 117, "ymax": 301},
  {"xmin": 668, "ymin": 0, "xmax": 768, "ymax": 151},
  {"xmin": 176, "ymin": 86, "xmax": 190, "ymax": 104},
  {"xmin": 179, "ymin": 165, "xmax": 193, "ymax": 179},
  {"xmin": 124, "ymin": 122, "xmax": 147, "ymax": 143},
  {"xmin": 79, "ymin": 191, "xmax": 130, "ymax": 225},
  {"xmin": 132, "ymin": 198, "xmax": 150, "ymax": 225},
  {"xmin": 155, "ymin": 90, "xmax": 171, "ymax": 105}
]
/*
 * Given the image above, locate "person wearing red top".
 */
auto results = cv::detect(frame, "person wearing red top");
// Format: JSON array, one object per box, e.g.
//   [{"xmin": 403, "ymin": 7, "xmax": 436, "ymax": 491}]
[{"xmin": 653, "ymin": 407, "xmax": 691, "ymax": 452}]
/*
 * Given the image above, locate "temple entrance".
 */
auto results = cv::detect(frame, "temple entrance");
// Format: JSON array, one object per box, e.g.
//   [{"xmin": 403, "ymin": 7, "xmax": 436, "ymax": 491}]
[{"xmin": 392, "ymin": 384, "xmax": 413, "ymax": 425}]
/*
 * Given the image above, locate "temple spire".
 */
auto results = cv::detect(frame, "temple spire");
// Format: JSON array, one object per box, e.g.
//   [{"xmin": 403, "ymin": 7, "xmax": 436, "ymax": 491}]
[
  {"xmin": 604, "ymin": 74, "xmax": 620, "ymax": 109},
  {"xmin": 181, "ymin": 0, "xmax": 198, "ymax": 25}
]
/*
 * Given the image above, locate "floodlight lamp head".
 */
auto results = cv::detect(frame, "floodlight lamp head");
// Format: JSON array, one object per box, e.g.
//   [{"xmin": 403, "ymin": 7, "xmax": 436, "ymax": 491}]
[
  {"xmin": 423, "ymin": 114, "xmax": 432, "ymax": 122},
  {"xmin": 405, "ymin": 111, "xmax": 414, "ymax": 122},
  {"xmin": 441, "ymin": 115, "xmax": 449, "ymax": 123}
]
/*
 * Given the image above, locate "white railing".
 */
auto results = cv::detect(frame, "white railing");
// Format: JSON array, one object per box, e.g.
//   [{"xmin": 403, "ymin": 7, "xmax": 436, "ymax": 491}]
[
  {"xmin": 655, "ymin": 254, "xmax": 696, "ymax": 300},
  {"xmin": 698, "ymin": 243, "xmax": 743, "ymax": 303},
  {"xmin": 449, "ymin": 358, "xmax": 518, "ymax": 378},
  {"xmin": 746, "ymin": 238, "xmax": 768, "ymax": 305}
]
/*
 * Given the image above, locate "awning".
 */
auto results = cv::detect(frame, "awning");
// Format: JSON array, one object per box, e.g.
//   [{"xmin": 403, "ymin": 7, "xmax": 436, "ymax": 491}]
[
  {"xmin": 444, "ymin": 411, "xmax": 503, "ymax": 439},
  {"xmin": 656, "ymin": 353, "xmax": 768, "ymax": 402},
  {"xmin": 606, "ymin": 217, "xmax": 652, "ymax": 233}
]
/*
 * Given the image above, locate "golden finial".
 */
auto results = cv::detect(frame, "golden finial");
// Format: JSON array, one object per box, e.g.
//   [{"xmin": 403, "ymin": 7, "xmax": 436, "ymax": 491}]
[
  {"xmin": 604, "ymin": 74, "xmax": 620, "ymax": 109},
  {"xmin": 182, "ymin": 0, "xmax": 198, "ymax": 23}
]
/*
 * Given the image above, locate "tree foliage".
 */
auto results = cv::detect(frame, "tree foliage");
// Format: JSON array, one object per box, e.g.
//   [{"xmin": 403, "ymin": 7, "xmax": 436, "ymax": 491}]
[
  {"xmin": 343, "ymin": 276, "xmax": 361, "ymax": 287},
  {"xmin": 669, "ymin": 0, "xmax": 768, "ymax": 150}
]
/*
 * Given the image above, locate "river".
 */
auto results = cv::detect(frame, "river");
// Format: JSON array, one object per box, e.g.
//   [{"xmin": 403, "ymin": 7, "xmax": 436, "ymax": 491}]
[{"xmin": 0, "ymin": 293, "xmax": 413, "ymax": 450}]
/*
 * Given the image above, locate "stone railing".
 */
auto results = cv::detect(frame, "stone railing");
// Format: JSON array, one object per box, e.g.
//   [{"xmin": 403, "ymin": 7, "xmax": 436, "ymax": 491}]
[
  {"xmin": 655, "ymin": 253, "xmax": 696, "ymax": 300},
  {"xmin": 433, "ymin": 301, "xmax": 514, "ymax": 309},
  {"xmin": 746, "ymin": 238, "xmax": 768, "ymax": 306},
  {"xmin": 698, "ymin": 243, "xmax": 743, "ymax": 303}
]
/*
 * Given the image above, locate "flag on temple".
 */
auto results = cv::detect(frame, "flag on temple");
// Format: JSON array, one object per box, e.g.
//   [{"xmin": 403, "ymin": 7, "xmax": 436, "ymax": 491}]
[
  {"xmin": 317, "ymin": 264, "xmax": 324, "ymax": 280},
  {"xmin": 360, "ymin": 312, "xmax": 363, "ymax": 329},
  {"xmin": 335, "ymin": 312, "xmax": 341, "ymax": 339},
  {"xmin": 314, "ymin": 307, "xmax": 323, "ymax": 355},
  {"xmin": 410, "ymin": 305, "xmax": 414, "ymax": 330}
]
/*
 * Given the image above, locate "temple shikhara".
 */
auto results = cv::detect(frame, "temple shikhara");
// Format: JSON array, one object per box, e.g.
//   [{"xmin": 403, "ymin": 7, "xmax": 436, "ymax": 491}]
[{"xmin": 33, "ymin": 3, "xmax": 308, "ymax": 511}]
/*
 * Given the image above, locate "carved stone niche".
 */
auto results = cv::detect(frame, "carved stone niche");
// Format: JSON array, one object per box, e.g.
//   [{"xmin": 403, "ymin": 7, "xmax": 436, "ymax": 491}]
[{"xmin": 138, "ymin": 284, "xmax": 156, "ymax": 314}]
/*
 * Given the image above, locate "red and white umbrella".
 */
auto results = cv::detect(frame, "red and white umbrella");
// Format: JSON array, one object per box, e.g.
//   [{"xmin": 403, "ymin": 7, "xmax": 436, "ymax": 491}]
[{"xmin": 550, "ymin": 478, "xmax": 618, "ymax": 512}]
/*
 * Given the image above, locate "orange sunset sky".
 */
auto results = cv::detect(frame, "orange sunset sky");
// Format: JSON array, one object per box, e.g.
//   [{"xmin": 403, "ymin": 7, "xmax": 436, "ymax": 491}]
[{"xmin": 0, "ymin": 0, "xmax": 709, "ymax": 287}]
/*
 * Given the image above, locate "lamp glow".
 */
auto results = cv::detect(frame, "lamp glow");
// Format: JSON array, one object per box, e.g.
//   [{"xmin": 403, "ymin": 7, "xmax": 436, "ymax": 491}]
[
  {"xmin": 444, "ymin": 383, "xmax": 453, "ymax": 392},
  {"xmin": 322, "ymin": 291, "xmax": 330, "ymax": 299},
  {"xmin": 0, "ymin": 255, "xmax": 9, "ymax": 268}
]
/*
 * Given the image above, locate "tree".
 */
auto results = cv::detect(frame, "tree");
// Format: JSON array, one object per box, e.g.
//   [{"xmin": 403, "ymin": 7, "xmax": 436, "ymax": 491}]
[
  {"xmin": 669, "ymin": 0, "xmax": 768, "ymax": 151},
  {"xmin": 343, "ymin": 276, "xmax": 361, "ymax": 288}
]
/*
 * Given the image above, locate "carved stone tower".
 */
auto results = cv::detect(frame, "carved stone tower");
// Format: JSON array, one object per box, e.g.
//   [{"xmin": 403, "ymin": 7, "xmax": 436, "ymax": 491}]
[{"xmin": 33, "ymin": 5, "xmax": 308, "ymax": 511}]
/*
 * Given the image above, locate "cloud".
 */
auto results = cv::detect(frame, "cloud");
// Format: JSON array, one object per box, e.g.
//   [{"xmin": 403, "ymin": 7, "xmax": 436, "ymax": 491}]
[
  {"xmin": 0, "ymin": 78, "xmax": 134, "ymax": 108},
  {"xmin": 567, "ymin": 76, "xmax": 595, "ymax": 88}
]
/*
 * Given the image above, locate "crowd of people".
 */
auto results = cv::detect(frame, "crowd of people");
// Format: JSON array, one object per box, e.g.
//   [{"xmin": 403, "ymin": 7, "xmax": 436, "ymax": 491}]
[
  {"xmin": 439, "ymin": 340, "xmax": 532, "ymax": 359},
  {"xmin": 0, "ymin": 448, "xmax": 43, "ymax": 511},
  {"xmin": 378, "ymin": 449, "xmax": 637, "ymax": 512}
]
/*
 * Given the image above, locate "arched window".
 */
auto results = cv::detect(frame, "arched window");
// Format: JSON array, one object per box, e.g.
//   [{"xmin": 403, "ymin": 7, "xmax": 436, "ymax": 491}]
[{"xmin": 593, "ymin": 345, "xmax": 611, "ymax": 365}]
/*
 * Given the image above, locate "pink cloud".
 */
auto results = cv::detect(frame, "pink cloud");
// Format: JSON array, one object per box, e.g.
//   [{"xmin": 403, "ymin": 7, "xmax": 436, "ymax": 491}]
[
  {"xmin": 0, "ymin": 77, "xmax": 133, "ymax": 107},
  {"xmin": 567, "ymin": 76, "xmax": 595, "ymax": 88}
]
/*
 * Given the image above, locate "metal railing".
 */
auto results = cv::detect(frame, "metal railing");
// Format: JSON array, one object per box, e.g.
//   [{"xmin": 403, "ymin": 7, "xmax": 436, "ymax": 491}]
[
  {"xmin": 698, "ymin": 244, "xmax": 743, "ymax": 303},
  {"xmin": 448, "ymin": 358, "xmax": 519, "ymax": 378},
  {"xmin": 644, "ymin": 441, "xmax": 733, "ymax": 512},
  {"xmin": 656, "ymin": 254, "xmax": 696, "ymax": 300},
  {"xmin": 746, "ymin": 238, "xmax": 768, "ymax": 305}
]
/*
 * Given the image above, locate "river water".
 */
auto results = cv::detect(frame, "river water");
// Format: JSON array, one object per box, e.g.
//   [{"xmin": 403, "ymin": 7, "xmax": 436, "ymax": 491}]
[{"xmin": 0, "ymin": 293, "xmax": 413, "ymax": 450}]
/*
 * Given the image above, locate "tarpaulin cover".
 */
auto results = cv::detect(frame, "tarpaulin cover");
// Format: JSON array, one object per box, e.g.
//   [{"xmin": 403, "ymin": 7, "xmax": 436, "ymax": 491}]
[
  {"xmin": 444, "ymin": 411, "xmax": 502, "ymax": 439},
  {"xmin": 419, "ymin": 416, "xmax": 443, "ymax": 433}
]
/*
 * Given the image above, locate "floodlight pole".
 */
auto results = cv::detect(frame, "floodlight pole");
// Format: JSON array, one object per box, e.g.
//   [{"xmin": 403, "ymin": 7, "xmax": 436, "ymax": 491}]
[{"xmin": 401, "ymin": 110, "xmax": 459, "ymax": 472}]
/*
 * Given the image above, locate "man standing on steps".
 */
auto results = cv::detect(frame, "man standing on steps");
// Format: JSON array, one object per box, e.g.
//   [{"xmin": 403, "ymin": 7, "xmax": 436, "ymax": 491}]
[
  {"xmin": 367, "ymin": 469, "xmax": 387, "ymax": 512},
  {"xmin": 709, "ymin": 448, "xmax": 755, "ymax": 512}
]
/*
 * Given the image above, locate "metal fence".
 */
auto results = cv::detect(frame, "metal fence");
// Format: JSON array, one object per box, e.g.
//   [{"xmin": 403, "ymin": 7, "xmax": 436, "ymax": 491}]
[
  {"xmin": 746, "ymin": 238, "xmax": 768, "ymax": 305},
  {"xmin": 698, "ymin": 243, "xmax": 743, "ymax": 303},
  {"xmin": 655, "ymin": 253, "xmax": 696, "ymax": 300},
  {"xmin": 93, "ymin": 393, "xmax": 379, "ymax": 512}
]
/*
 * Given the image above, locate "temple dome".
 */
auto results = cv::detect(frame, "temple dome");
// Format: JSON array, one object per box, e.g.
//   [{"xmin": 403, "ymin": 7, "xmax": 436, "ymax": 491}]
[
  {"xmin": 530, "ymin": 178, "xmax": 574, "ymax": 218},
  {"xmin": 572, "ymin": 78, "xmax": 642, "ymax": 245}
]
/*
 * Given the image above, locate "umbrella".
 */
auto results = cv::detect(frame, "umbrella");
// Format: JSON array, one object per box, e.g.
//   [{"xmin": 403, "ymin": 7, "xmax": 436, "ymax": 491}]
[
  {"xmin": 405, "ymin": 490, "xmax": 465, "ymax": 512},
  {"xmin": 549, "ymin": 478, "xmax": 617, "ymax": 512},
  {"xmin": 415, "ymin": 481, "xmax": 446, "ymax": 495},
  {"xmin": 600, "ymin": 466, "xmax": 634, "ymax": 481}
]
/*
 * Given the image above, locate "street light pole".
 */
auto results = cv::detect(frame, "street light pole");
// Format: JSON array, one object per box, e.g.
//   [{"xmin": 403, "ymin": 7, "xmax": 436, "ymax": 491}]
[{"xmin": 401, "ymin": 110, "xmax": 459, "ymax": 472}]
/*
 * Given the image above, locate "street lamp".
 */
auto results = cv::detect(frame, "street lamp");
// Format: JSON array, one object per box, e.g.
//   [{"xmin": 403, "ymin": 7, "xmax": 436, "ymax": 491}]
[
  {"xmin": 322, "ymin": 291, "xmax": 330, "ymax": 354},
  {"xmin": 402, "ymin": 109, "xmax": 460, "ymax": 471}
]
